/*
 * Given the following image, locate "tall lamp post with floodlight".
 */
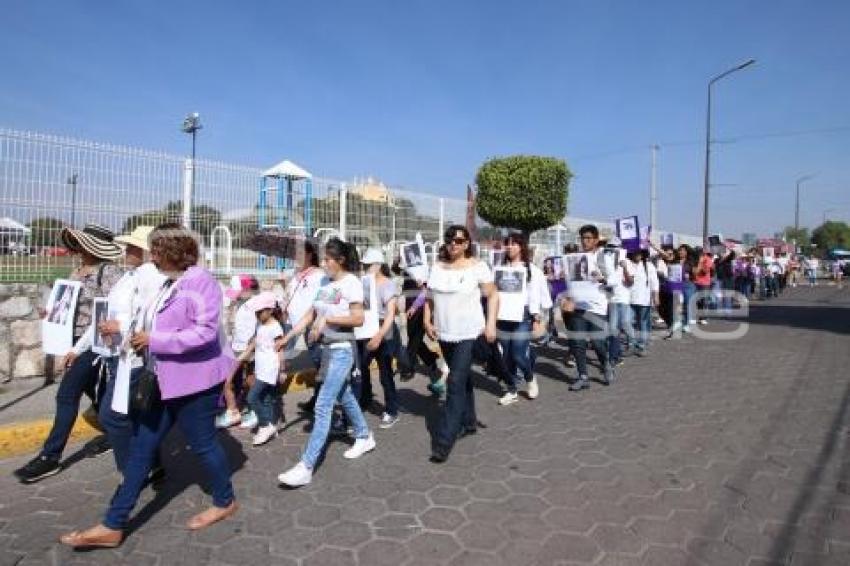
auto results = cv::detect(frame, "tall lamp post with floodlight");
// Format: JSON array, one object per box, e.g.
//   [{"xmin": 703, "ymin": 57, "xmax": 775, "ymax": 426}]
[
  {"xmin": 181, "ymin": 112, "xmax": 203, "ymax": 229},
  {"xmin": 702, "ymin": 59, "xmax": 756, "ymax": 245}
]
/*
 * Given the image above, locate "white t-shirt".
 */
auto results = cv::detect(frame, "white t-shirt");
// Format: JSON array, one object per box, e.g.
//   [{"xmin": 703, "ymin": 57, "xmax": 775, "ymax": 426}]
[
  {"xmin": 566, "ymin": 250, "xmax": 609, "ymax": 316},
  {"xmin": 428, "ymin": 261, "xmax": 493, "ymax": 342},
  {"xmin": 285, "ymin": 267, "xmax": 327, "ymax": 327},
  {"xmin": 254, "ymin": 321, "xmax": 284, "ymax": 385},
  {"xmin": 313, "ymin": 273, "xmax": 364, "ymax": 345},
  {"xmin": 231, "ymin": 301, "xmax": 258, "ymax": 353},
  {"xmin": 627, "ymin": 260, "xmax": 659, "ymax": 307}
]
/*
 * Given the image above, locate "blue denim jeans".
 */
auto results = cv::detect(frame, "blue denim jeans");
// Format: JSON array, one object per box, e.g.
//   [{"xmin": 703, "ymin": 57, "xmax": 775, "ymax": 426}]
[
  {"xmin": 497, "ymin": 311, "xmax": 534, "ymax": 393},
  {"xmin": 99, "ymin": 357, "xmax": 138, "ymax": 473},
  {"xmin": 682, "ymin": 282, "xmax": 696, "ymax": 324},
  {"xmin": 41, "ymin": 349, "xmax": 101, "ymax": 460},
  {"xmin": 353, "ymin": 323, "xmax": 400, "ymax": 416},
  {"xmin": 103, "ymin": 383, "xmax": 234, "ymax": 530},
  {"xmin": 607, "ymin": 302, "xmax": 634, "ymax": 362},
  {"xmin": 246, "ymin": 380, "xmax": 280, "ymax": 427},
  {"xmin": 565, "ymin": 310, "xmax": 609, "ymax": 378},
  {"xmin": 631, "ymin": 305, "xmax": 651, "ymax": 350},
  {"xmin": 432, "ymin": 339, "xmax": 477, "ymax": 450},
  {"xmin": 302, "ymin": 346, "xmax": 370, "ymax": 469}
]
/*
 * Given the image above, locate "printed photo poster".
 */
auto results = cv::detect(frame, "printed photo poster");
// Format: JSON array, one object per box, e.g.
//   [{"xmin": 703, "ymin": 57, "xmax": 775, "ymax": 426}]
[
  {"xmin": 708, "ymin": 233, "xmax": 725, "ymax": 255},
  {"xmin": 494, "ymin": 267, "xmax": 526, "ymax": 322},
  {"xmin": 667, "ymin": 264, "xmax": 684, "ymax": 283},
  {"xmin": 543, "ymin": 256, "xmax": 564, "ymax": 279},
  {"xmin": 91, "ymin": 298, "xmax": 114, "ymax": 356},
  {"xmin": 490, "ymin": 248, "xmax": 505, "ymax": 268},
  {"xmin": 564, "ymin": 252, "xmax": 603, "ymax": 306},
  {"xmin": 354, "ymin": 273, "xmax": 380, "ymax": 340},
  {"xmin": 660, "ymin": 232, "xmax": 676, "ymax": 248},
  {"xmin": 763, "ymin": 247, "xmax": 775, "ymax": 259},
  {"xmin": 639, "ymin": 224, "xmax": 652, "ymax": 250},
  {"xmin": 42, "ymin": 279, "xmax": 81, "ymax": 355},
  {"xmin": 616, "ymin": 215, "xmax": 641, "ymax": 252},
  {"xmin": 401, "ymin": 232, "xmax": 429, "ymax": 283}
]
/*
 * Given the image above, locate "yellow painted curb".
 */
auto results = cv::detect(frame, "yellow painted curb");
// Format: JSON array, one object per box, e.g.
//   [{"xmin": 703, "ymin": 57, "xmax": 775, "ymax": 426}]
[
  {"xmin": 0, "ymin": 413, "xmax": 101, "ymax": 460},
  {"xmin": 0, "ymin": 369, "xmax": 325, "ymax": 460}
]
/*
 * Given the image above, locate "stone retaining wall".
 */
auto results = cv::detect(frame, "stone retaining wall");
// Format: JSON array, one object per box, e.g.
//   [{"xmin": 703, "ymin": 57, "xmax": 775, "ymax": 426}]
[{"xmin": 0, "ymin": 284, "xmax": 53, "ymax": 383}]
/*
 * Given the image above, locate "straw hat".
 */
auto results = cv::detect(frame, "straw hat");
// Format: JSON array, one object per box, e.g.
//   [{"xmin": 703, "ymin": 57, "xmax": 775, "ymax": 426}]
[
  {"xmin": 60, "ymin": 223, "xmax": 123, "ymax": 261},
  {"xmin": 115, "ymin": 225, "xmax": 154, "ymax": 251}
]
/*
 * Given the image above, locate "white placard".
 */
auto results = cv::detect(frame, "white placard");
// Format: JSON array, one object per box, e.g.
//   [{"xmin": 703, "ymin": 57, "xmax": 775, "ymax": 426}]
[
  {"xmin": 494, "ymin": 267, "xmax": 527, "ymax": 322},
  {"xmin": 564, "ymin": 253, "xmax": 605, "ymax": 307},
  {"xmin": 91, "ymin": 298, "xmax": 116, "ymax": 356},
  {"xmin": 354, "ymin": 274, "xmax": 379, "ymax": 340},
  {"xmin": 401, "ymin": 233, "xmax": 429, "ymax": 283},
  {"xmin": 668, "ymin": 264, "xmax": 683, "ymax": 283},
  {"xmin": 41, "ymin": 279, "xmax": 81, "ymax": 356},
  {"xmin": 617, "ymin": 216, "xmax": 639, "ymax": 241},
  {"xmin": 489, "ymin": 249, "xmax": 505, "ymax": 268},
  {"xmin": 763, "ymin": 247, "xmax": 775, "ymax": 259}
]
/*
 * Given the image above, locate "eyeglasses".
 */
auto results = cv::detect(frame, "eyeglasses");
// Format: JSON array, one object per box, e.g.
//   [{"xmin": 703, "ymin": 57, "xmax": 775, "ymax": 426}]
[
  {"xmin": 447, "ymin": 237, "xmax": 468, "ymax": 245},
  {"xmin": 580, "ymin": 235, "xmax": 596, "ymax": 240}
]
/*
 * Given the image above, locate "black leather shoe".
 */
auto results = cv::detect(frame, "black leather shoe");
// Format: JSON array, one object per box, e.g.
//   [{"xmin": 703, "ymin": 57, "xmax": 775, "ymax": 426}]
[{"xmin": 429, "ymin": 444, "xmax": 451, "ymax": 464}]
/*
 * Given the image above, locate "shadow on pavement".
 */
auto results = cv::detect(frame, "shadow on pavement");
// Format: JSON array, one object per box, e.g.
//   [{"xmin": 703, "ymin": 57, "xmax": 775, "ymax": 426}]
[{"xmin": 125, "ymin": 428, "xmax": 247, "ymax": 536}]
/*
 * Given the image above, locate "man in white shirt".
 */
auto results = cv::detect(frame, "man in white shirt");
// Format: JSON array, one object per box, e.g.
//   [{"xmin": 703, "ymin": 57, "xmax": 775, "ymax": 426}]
[
  {"xmin": 604, "ymin": 238, "xmax": 634, "ymax": 366},
  {"xmin": 561, "ymin": 225, "xmax": 614, "ymax": 391}
]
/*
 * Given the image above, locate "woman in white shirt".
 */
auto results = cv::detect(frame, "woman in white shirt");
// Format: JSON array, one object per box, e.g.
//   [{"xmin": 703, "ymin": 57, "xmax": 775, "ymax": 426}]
[
  {"xmin": 278, "ymin": 238, "xmax": 375, "ymax": 487},
  {"xmin": 627, "ymin": 249, "xmax": 659, "ymax": 354},
  {"xmin": 95, "ymin": 226, "xmax": 166, "ymax": 474},
  {"xmin": 424, "ymin": 225, "xmax": 499, "ymax": 464},
  {"xmin": 495, "ymin": 233, "xmax": 551, "ymax": 406}
]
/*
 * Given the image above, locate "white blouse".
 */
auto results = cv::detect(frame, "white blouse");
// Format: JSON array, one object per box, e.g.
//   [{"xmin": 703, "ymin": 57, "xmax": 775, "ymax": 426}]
[{"xmin": 428, "ymin": 261, "xmax": 493, "ymax": 342}]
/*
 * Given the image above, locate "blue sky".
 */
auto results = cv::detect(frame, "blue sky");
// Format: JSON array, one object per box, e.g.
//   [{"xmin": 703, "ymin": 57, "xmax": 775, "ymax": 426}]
[{"xmin": 2, "ymin": 0, "xmax": 848, "ymax": 237}]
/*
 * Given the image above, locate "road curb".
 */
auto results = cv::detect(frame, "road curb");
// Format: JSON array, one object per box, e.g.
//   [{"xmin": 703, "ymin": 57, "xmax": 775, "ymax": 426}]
[{"xmin": 0, "ymin": 369, "xmax": 318, "ymax": 460}]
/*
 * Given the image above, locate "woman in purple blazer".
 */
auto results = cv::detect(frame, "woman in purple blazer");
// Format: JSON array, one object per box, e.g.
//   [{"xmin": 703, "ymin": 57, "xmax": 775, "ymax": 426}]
[{"xmin": 60, "ymin": 223, "xmax": 238, "ymax": 549}]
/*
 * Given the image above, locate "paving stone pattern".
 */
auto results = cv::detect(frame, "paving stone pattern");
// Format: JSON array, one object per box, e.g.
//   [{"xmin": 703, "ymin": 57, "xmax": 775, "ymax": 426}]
[{"xmin": 0, "ymin": 286, "xmax": 849, "ymax": 565}]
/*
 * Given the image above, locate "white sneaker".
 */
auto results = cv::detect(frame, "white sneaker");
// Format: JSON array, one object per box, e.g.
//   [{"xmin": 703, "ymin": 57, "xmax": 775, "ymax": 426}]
[
  {"xmin": 566, "ymin": 359, "xmax": 577, "ymax": 368},
  {"xmin": 252, "ymin": 424, "xmax": 278, "ymax": 446},
  {"xmin": 215, "ymin": 409, "xmax": 242, "ymax": 429},
  {"xmin": 379, "ymin": 413, "xmax": 399, "ymax": 429},
  {"xmin": 239, "ymin": 411, "xmax": 258, "ymax": 429},
  {"xmin": 278, "ymin": 461, "xmax": 312, "ymax": 487},
  {"xmin": 343, "ymin": 433, "xmax": 376, "ymax": 459},
  {"xmin": 527, "ymin": 378, "xmax": 539, "ymax": 400},
  {"xmin": 498, "ymin": 391, "xmax": 519, "ymax": 406},
  {"xmin": 682, "ymin": 325, "xmax": 692, "ymax": 334}
]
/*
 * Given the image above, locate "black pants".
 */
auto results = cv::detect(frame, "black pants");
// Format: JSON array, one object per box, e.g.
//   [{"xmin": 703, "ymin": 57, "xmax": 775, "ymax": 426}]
[
  {"xmin": 565, "ymin": 310, "xmax": 610, "ymax": 378},
  {"xmin": 432, "ymin": 340, "xmax": 477, "ymax": 451},
  {"xmin": 402, "ymin": 312, "xmax": 439, "ymax": 373}
]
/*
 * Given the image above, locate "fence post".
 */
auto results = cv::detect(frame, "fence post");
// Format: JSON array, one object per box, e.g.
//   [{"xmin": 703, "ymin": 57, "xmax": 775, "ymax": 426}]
[
  {"xmin": 439, "ymin": 197, "xmax": 445, "ymax": 239},
  {"xmin": 182, "ymin": 158, "xmax": 193, "ymax": 229},
  {"xmin": 339, "ymin": 183, "xmax": 347, "ymax": 240},
  {"xmin": 305, "ymin": 178, "xmax": 313, "ymax": 237}
]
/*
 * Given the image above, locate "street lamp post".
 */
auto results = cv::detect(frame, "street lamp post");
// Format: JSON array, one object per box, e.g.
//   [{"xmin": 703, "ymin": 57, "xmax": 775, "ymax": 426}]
[
  {"xmin": 181, "ymin": 112, "xmax": 203, "ymax": 229},
  {"xmin": 67, "ymin": 173, "xmax": 78, "ymax": 228},
  {"xmin": 794, "ymin": 174, "xmax": 816, "ymax": 232},
  {"xmin": 822, "ymin": 208, "xmax": 836, "ymax": 224},
  {"xmin": 702, "ymin": 59, "xmax": 756, "ymax": 245}
]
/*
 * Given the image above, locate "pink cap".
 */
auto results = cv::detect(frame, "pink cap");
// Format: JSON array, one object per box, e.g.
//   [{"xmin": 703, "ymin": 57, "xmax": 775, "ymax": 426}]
[
  {"xmin": 225, "ymin": 274, "xmax": 258, "ymax": 300},
  {"xmin": 250, "ymin": 291, "xmax": 278, "ymax": 312}
]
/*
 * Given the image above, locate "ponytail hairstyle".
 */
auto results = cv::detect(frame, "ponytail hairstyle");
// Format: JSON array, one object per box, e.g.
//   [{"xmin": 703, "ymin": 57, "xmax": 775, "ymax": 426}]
[
  {"xmin": 504, "ymin": 232, "xmax": 532, "ymax": 282},
  {"xmin": 324, "ymin": 237, "xmax": 360, "ymax": 272}
]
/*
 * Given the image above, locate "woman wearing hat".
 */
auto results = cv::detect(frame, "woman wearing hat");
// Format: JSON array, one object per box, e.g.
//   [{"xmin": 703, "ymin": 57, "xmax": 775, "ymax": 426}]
[
  {"xmin": 59, "ymin": 223, "xmax": 238, "ymax": 548},
  {"xmin": 14, "ymin": 224, "xmax": 125, "ymax": 484},
  {"xmin": 93, "ymin": 226, "xmax": 166, "ymax": 474}
]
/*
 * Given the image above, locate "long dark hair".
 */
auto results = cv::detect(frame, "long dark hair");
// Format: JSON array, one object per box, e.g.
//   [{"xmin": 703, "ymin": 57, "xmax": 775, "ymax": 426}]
[
  {"xmin": 503, "ymin": 232, "xmax": 532, "ymax": 282},
  {"xmin": 438, "ymin": 225, "xmax": 473, "ymax": 262},
  {"xmin": 325, "ymin": 237, "xmax": 360, "ymax": 272}
]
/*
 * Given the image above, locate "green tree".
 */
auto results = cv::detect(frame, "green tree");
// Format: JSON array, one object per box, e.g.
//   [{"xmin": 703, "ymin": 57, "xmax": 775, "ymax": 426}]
[
  {"xmin": 783, "ymin": 226, "xmax": 809, "ymax": 246},
  {"xmin": 475, "ymin": 155, "xmax": 571, "ymax": 236},
  {"xmin": 811, "ymin": 221, "xmax": 850, "ymax": 255},
  {"xmin": 27, "ymin": 216, "xmax": 66, "ymax": 247}
]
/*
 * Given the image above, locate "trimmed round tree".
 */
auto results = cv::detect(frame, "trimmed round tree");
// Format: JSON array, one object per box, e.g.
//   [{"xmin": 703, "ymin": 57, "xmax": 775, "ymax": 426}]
[{"xmin": 475, "ymin": 155, "xmax": 570, "ymax": 236}]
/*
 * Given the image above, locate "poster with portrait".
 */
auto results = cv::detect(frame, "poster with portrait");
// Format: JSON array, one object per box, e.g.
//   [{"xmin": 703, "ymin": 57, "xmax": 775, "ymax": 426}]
[
  {"xmin": 489, "ymin": 249, "xmax": 505, "ymax": 268},
  {"xmin": 42, "ymin": 279, "xmax": 82, "ymax": 355},
  {"xmin": 763, "ymin": 247, "xmax": 775, "ymax": 259},
  {"xmin": 667, "ymin": 264, "xmax": 684, "ymax": 283},
  {"xmin": 91, "ymin": 298, "xmax": 114, "ymax": 356},
  {"xmin": 354, "ymin": 274, "xmax": 379, "ymax": 340},
  {"xmin": 564, "ymin": 252, "xmax": 603, "ymax": 306},
  {"xmin": 660, "ymin": 232, "xmax": 676, "ymax": 248},
  {"xmin": 401, "ymin": 232, "xmax": 429, "ymax": 283},
  {"xmin": 494, "ymin": 267, "xmax": 526, "ymax": 322},
  {"xmin": 616, "ymin": 215, "xmax": 641, "ymax": 252},
  {"xmin": 543, "ymin": 256, "xmax": 564, "ymax": 279},
  {"xmin": 708, "ymin": 233, "xmax": 725, "ymax": 255},
  {"xmin": 639, "ymin": 224, "xmax": 652, "ymax": 250}
]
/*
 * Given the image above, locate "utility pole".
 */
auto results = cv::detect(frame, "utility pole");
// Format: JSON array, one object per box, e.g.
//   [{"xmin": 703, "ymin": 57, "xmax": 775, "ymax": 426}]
[
  {"xmin": 67, "ymin": 173, "xmax": 78, "ymax": 228},
  {"xmin": 649, "ymin": 144, "xmax": 659, "ymax": 234}
]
